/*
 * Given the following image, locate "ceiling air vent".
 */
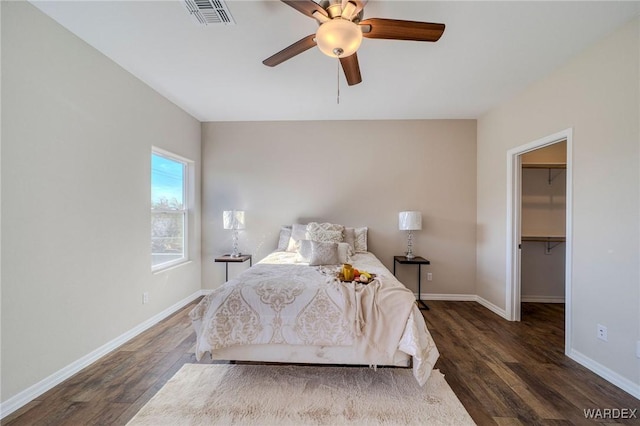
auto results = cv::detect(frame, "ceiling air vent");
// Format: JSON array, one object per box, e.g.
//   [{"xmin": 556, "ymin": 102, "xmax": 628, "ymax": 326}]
[{"xmin": 182, "ymin": 0, "xmax": 236, "ymax": 26}]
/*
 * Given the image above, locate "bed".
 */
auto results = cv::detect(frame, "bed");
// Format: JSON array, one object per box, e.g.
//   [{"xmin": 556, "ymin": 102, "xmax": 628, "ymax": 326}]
[{"xmin": 190, "ymin": 223, "xmax": 440, "ymax": 385}]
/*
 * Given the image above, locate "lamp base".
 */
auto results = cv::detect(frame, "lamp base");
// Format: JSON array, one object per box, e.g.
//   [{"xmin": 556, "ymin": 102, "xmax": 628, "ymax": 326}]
[
  {"xmin": 405, "ymin": 230, "xmax": 415, "ymax": 260},
  {"xmin": 230, "ymin": 230, "xmax": 241, "ymax": 258}
]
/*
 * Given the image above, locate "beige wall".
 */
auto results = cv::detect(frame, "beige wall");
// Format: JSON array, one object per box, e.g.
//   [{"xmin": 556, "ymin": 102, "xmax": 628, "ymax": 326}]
[
  {"xmin": 1, "ymin": 2, "xmax": 201, "ymax": 403},
  {"xmin": 477, "ymin": 17, "xmax": 639, "ymax": 388},
  {"xmin": 201, "ymin": 120, "xmax": 477, "ymax": 298}
]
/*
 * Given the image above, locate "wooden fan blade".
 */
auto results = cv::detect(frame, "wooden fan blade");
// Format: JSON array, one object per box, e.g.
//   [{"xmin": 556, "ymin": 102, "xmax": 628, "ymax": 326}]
[
  {"xmin": 263, "ymin": 34, "xmax": 317, "ymax": 67},
  {"xmin": 340, "ymin": 53, "xmax": 362, "ymax": 86},
  {"xmin": 281, "ymin": 0, "xmax": 328, "ymax": 19},
  {"xmin": 360, "ymin": 18, "xmax": 445, "ymax": 42}
]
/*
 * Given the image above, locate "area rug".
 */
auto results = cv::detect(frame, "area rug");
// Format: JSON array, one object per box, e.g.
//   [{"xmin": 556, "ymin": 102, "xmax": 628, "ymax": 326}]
[{"xmin": 127, "ymin": 363, "xmax": 475, "ymax": 425}]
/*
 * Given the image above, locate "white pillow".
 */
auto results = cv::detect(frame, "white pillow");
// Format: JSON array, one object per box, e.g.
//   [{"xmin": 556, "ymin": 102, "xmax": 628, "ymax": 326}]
[
  {"xmin": 311, "ymin": 229, "xmax": 343, "ymax": 244},
  {"xmin": 337, "ymin": 242, "xmax": 352, "ymax": 264},
  {"xmin": 307, "ymin": 222, "xmax": 345, "ymax": 243},
  {"xmin": 295, "ymin": 239, "xmax": 313, "ymax": 263},
  {"xmin": 354, "ymin": 227, "xmax": 368, "ymax": 252},
  {"xmin": 343, "ymin": 227, "xmax": 356, "ymax": 252},
  {"xmin": 276, "ymin": 226, "xmax": 292, "ymax": 251},
  {"xmin": 309, "ymin": 241, "xmax": 340, "ymax": 266},
  {"xmin": 307, "ymin": 222, "xmax": 344, "ymax": 232},
  {"xmin": 286, "ymin": 223, "xmax": 308, "ymax": 252}
]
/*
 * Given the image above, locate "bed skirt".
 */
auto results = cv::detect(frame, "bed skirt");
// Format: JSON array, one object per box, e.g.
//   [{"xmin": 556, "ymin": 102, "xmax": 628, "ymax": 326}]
[{"xmin": 207, "ymin": 343, "xmax": 411, "ymax": 367}]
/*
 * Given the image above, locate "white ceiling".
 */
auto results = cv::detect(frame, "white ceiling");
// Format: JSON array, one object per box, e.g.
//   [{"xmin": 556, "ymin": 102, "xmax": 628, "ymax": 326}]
[{"xmin": 31, "ymin": 1, "xmax": 640, "ymax": 122}]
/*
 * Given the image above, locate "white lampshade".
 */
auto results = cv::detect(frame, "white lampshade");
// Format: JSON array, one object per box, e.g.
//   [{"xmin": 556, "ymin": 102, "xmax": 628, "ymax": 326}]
[
  {"xmin": 316, "ymin": 19, "xmax": 363, "ymax": 58},
  {"xmin": 399, "ymin": 211, "xmax": 422, "ymax": 231},
  {"xmin": 223, "ymin": 210, "xmax": 245, "ymax": 230}
]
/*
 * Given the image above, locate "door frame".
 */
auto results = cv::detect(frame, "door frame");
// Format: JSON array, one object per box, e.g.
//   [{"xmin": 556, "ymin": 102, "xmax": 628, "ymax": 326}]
[{"xmin": 505, "ymin": 128, "xmax": 573, "ymax": 353}]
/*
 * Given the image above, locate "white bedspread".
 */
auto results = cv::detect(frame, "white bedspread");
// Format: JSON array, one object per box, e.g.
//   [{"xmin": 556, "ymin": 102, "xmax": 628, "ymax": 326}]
[{"xmin": 190, "ymin": 251, "xmax": 439, "ymax": 385}]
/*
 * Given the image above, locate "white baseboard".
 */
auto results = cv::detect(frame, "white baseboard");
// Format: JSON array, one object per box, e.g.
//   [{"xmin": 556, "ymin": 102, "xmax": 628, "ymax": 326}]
[
  {"xmin": 568, "ymin": 349, "xmax": 640, "ymax": 399},
  {"xmin": 474, "ymin": 295, "xmax": 509, "ymax": 319},
  {"xmin": 0, "ymin": 290, "xmax": 206, "ymax": 420},
  {"xmin": 418, "ymin": 293, "xmax": 509, "ymax": 319},
  {"xmin": 521, "ymin": 296, "xmax": 565, "ymax": 303},
  {"xmin": 420, "ymin": 293, "xmax": 477, "ymax": 301}
]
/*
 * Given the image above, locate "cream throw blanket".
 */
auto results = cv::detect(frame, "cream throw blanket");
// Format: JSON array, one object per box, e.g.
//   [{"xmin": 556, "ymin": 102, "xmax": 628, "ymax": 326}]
[{"xmin": 339, "ymin": 278, "xmax": 416, "ymax": 363}]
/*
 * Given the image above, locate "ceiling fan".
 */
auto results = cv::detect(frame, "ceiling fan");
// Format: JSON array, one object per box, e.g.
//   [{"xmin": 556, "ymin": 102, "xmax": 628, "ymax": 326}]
[{"xmin": 263, "ymin": 0, "xmax": 445, "ymax": 86}]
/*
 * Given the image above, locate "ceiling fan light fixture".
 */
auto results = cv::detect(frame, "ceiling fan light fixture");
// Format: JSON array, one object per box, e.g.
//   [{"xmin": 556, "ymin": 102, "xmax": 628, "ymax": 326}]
[{"xmin": 315, "ymin": 19, "xmax": 363, "ymax": 58}]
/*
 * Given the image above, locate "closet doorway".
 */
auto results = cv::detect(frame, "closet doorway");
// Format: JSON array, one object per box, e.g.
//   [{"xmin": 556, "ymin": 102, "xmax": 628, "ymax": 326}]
[
  {"xmin": 520, "ymin": 141, "xmax": 567, "ymax": 307},
  {"xmin": 506, "ymin": 129, "xmax": 573, "ymax": 354}
]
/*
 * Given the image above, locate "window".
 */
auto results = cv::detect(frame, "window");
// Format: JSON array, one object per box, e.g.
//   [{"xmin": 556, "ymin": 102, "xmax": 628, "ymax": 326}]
[{"xmin": 151, "ymin": 149, "xmax": 189, "ymax": 271}]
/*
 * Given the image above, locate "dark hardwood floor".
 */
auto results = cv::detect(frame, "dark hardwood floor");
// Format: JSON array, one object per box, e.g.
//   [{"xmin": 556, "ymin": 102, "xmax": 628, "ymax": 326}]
[{"xmin": 3, "ymin": 300, "xmax": 638, "ymax": 425}]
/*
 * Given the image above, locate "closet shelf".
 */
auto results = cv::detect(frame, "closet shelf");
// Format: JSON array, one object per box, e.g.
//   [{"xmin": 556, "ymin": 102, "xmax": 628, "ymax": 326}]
[
  {"xmin": 521, "ymin": 236, "xmax": 565, "ymax": 242},
  {"xmin": 522, "ymin": 163, "xmax": 566, "ymax": 169},
  {"xmin": 522, "ymin": 163, "xmax": 566, "ymax": 184},
  {"xmin": 521, "ymin": 236, "xmax": 565, "ymax": 253}
]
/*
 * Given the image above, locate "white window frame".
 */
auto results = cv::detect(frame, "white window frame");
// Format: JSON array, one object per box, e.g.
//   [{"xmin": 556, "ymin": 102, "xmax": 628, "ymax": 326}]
[{"xmin": 151, "ymin": 147, "xmax": 191, "ymax": 272}]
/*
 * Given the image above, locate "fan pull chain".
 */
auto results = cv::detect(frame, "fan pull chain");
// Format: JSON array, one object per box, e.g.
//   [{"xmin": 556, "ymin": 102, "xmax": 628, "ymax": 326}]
[{"xmin": 336, "ymin": 58, "xmax": 340, "ymax": 105}]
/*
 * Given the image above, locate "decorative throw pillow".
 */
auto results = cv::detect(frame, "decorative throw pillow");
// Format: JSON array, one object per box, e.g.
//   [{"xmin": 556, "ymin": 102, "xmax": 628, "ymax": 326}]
[
  {"xmin": 337, "ymin": 242, "xmax": 352, "ymax": 264},
  {"xmin": 306, "ymin": 222, "xmax": 345, "ymax": 243},
  {"xmin": 311, "ymin": 229, "xmax": 343, "ymax": 244},
  {"xmin": 354, "ymin": 227, "xmax": 368, "ymax": 252},
  {"xmin": 307, "ymin": 222, "xmax": 344, "ymax": 232},
  {"xmin": 276, "ymin": 226, "xmax": 292, "ymax": 251},
  {"xmin": 286, "ymin": 223, "xmax": 309, "ymax": 252},
  {"xmin": 343, "ymin": 227, "xmax": 356, "ymax": 252},
  {"xmin": 295, "ymin": 239, "xmax": 313, "ymax": 263},
  {"xmin": 309, "ymin": 241, "xmax": 340, "ymax": 266}
]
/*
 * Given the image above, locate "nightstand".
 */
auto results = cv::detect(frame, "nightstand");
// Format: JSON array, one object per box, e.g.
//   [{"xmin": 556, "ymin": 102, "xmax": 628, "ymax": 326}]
[
  {"xmin": 393, "ymin": 256, "xmax": 430, "ymax": 310},
  {"xmin": 215, "ymin": 254, "xmax": 252, "ymax": 281}
]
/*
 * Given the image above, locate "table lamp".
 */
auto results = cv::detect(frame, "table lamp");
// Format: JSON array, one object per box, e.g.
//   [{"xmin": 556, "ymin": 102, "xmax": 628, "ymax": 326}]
[
  {"xmin": 399, "ymin": 211, "xmax": 422, "ymax": 259},
  {"xmin": 223, "ymin": 210, "xmax": 245, "ymax": 257}
]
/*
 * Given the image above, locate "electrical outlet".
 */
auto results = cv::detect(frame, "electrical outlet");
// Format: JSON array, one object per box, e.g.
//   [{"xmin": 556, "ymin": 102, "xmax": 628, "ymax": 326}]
[
  {"xmin": 636, "ymin": 341, "xmax": 640, "ymax": 358},
  {"xmin": 597, "ymin": 324, "xmax": 607, "ymax": 342},
  {"xmin": 143, "ymin": 292, "xmax": 149, "ymax": 304},
  {"xmin": 427, "ymin": 272, "xmax": 433, "ymax": 281}
]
